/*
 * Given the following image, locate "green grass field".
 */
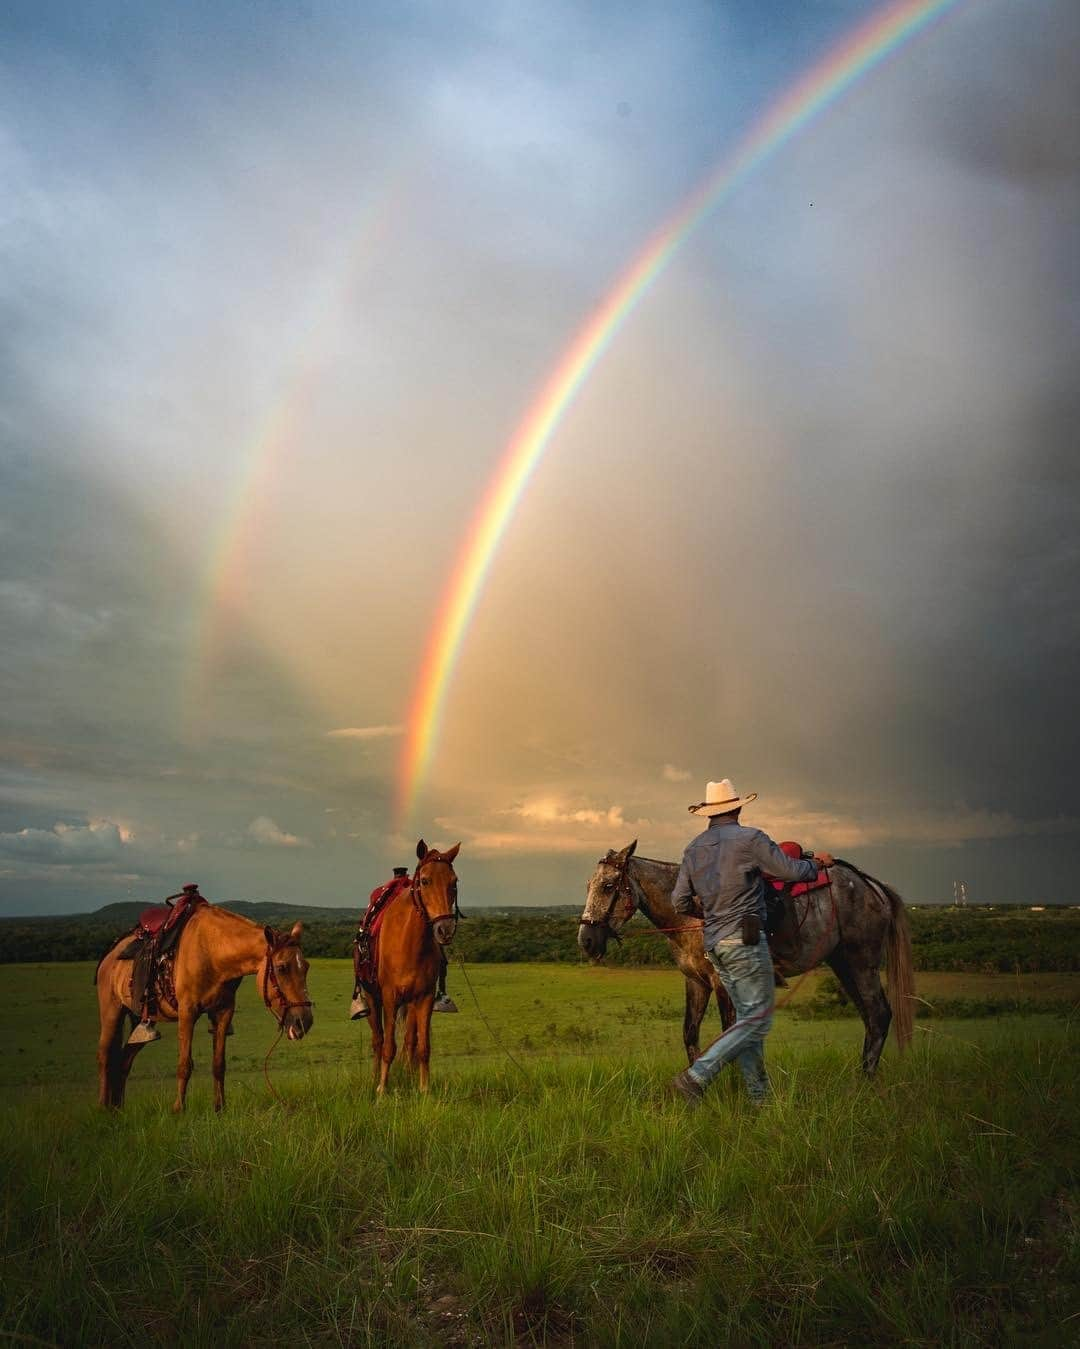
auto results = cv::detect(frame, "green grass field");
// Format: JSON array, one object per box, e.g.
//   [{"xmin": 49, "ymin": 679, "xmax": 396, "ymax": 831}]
[{"xmin": 2, "ymin": 961, "xmax": 1078, "ymax": 1345}]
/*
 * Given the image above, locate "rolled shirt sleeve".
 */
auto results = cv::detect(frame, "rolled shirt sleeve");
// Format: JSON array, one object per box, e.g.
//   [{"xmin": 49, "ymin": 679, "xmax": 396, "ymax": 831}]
[{"xmin": 750, "ymin": 832, "xmax": 819, "ymax": 885}]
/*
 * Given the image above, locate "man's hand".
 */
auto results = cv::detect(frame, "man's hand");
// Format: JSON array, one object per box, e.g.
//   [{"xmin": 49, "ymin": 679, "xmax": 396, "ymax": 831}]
[{"xmin": 813, "ymin": 851, "xmax": 835, "ymax": 868}]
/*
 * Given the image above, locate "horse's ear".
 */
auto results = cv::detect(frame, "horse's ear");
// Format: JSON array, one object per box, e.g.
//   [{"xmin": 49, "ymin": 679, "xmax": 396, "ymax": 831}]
[
  {"xmin": 444, "ymin": 842, "xmax": 460, "ymax": 863},
  {"xmin": 617, "ymin": 839, "xmax": 638, "ymax": 863},
  {"xmin": 263, "ymin": 925, "xmax": 276, "ymax": 947},
  {"xmin": 416, "ymin": 838, "xmax": 428, "ymax": 861},
  {"xmin": 289, "ymin": 921, "xmax": 303, "ymax": 943}
]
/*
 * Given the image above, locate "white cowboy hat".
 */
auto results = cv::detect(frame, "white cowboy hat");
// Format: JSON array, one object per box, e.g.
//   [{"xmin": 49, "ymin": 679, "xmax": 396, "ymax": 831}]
[{"xmin": 688, "ymin": 779, "xmax": 758, "ymax": 818}]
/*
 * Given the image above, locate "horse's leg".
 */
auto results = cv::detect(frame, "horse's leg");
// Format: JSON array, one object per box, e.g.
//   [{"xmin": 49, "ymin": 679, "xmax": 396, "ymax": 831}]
[
  {"xmin": 116, "ymin": 1015, "xmax": 149, "ymax": 1107},
  {"xmin": 97, "ymin": 996, "xmax": 125, "ymax": 1109},
  {"xmin": 715, "ymin": 979, "xmax": 736, "ymax": 1031},
  {"xmin": 683, "ymin": 978, "xmax": 709, "ymax": 1066},
  {"xmin": 377, "ymin": 994, "xmax": 398, "ymax": 1095},
  {"xmin": 403, "ymin": 1003, "xmax": 419, "ymax": 1070},
  {"xmin": 211, "ymin": 1006, "xmax": 235, "ymax": 1112},
  {"xmin": 368, "ymin": 990, "xmax": 384, "ymax": 1086},
  {"xmin": 827, "ymin": 948, "xmax": 892, "ymax": 1076},
  {"xmin": 415, "ymin": 994, "xmax": 435, "ymax": 1093},
  {"xmin": 172, "ymin": 1005, "xmax": 197, "ymax": 1113}
]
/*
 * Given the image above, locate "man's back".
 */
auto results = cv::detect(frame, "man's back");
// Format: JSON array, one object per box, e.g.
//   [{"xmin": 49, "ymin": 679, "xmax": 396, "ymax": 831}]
[{"xmin": 673, "ymin": 817, "xmax": 816, "ymax": 946}]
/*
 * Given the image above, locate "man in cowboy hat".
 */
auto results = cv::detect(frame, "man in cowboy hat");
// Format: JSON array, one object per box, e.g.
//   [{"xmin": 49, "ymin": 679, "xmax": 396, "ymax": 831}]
[{"xmin": 668, "ymin": 779, "xmax": 833, "ymax": 1107}]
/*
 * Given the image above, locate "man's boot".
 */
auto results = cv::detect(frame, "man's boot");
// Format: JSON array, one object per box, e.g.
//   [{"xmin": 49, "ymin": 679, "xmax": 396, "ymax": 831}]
[
  {"xmin": 128, "ymin": 1020, "xmax": 160, "ymax": 1046},
  {"xmin": 433, "ymin": 992, "xmax": 458, "ymax": 1013},
  {"xmin": 350, "ymin": 987, "xmax": 370, "ymax": 1020},
  {"xmin": 668, "ymin": 1068, "xmax": 704, "ymax": 1106}
]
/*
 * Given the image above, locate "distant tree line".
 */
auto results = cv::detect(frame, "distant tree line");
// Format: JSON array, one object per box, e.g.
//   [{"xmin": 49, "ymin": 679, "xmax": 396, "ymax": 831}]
[{"xmin": 1, "ymin": 905, "xmax": 1078, "ymax": 972}]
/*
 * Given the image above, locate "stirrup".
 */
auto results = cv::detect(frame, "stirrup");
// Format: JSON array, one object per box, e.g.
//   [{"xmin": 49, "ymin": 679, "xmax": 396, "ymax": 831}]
[
  {"xmin": 350, "ymin": 993, "xmax": 370, "ymax": 1020},
  {"xmin": 128, "ymin": 1020, "xmax": 160, "ymax": 1046},
  {"xmin": 433, "ymin": 994, "xmax": 458, "ymax": 1013}
]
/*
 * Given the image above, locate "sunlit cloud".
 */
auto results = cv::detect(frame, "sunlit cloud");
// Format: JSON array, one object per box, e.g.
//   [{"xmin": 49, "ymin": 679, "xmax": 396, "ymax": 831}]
[
  {"xmin": 0, "ymin": 819, "xmax": 130, "ymax": 864},
  {"xmin": 247, "ymin": 816, "xmax": 310, "ymax": 849}
]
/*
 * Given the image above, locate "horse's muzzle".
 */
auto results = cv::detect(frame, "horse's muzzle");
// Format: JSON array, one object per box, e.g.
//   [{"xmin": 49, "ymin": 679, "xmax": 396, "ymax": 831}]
[
  {"xmin": 577, "ymin": 923, "xmax": 609, "ymax": 958},
  {"xmin": 285, "ymin": 1006, "xmax": 313, "ymax": 1041},
  {"xmin": 433, "ymin": 917, "xmax": 457, "ymax": 947}
]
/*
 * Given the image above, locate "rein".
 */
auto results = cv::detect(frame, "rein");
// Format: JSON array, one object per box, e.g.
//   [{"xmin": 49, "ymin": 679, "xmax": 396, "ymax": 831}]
[{"xmin": 581, "ymin": 851, "xmax": 844, "ymax": 1013}]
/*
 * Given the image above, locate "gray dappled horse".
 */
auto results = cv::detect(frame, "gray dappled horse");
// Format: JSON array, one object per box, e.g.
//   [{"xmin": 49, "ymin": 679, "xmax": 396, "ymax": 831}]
[{"xmin": 578, "ymin": 840, "xmax": 914, "ymax": 1075}]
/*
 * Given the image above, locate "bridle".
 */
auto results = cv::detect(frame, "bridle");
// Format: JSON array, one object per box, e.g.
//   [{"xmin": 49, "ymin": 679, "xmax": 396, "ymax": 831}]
[
  {"xmin": 261, "ymin": 938, "xmax": 313, "ymax": 1026},
  {"xmin": 579, "ymin": 850, "xmax": 639, "ymax": 942},
  {"xmin": 410, "ymin": 854, "xmax": 460, "ymax": 936}
]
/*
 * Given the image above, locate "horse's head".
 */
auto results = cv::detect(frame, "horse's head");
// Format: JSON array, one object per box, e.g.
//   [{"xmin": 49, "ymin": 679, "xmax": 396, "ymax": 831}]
[
  {"xmin": 578, "ymin": 839, "xmax": 638, "ymax": 959},
  {"xmin": 261, "ymin": 922, "xmax": 314, "ymax": 1041},
  {"xmin": 414, "ymin": 838, "xmax": 461, "ymax": 946}
]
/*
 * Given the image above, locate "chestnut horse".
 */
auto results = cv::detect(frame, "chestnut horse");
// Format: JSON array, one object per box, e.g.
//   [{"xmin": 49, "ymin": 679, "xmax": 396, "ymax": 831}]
[
  {"xmin": 363, "ymin": 839, "xmax": 460, "ymax": 1094},
  {"xmin": 579, "ymin": 840, "xmax": 914, "ymax": 1076},
  {"xmin": 95, "ymin": 907, "xmax": 313, "ymax": 1111}
]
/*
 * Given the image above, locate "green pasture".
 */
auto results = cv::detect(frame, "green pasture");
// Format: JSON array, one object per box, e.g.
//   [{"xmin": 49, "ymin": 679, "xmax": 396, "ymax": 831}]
[{"xmin": 2, "ymin": 961, "xmax": 1078, "ymax": 1345}]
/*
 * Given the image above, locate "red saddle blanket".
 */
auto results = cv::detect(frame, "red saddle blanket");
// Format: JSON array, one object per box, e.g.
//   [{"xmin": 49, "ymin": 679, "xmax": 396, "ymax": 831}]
[
  {"xmin": 361, "ymin": 875, "xmax": 411, "ymax": 938},
  {"xmin": 354, "ymin": 875, "xmax": 412, "ymax": 985},
  {"xmin": 138, "ymin": 889, "xmax": 207, "ymax": 937},
  {"xmin": 766, "ymin": 841, "xmax": 831, "ymax": 898}
]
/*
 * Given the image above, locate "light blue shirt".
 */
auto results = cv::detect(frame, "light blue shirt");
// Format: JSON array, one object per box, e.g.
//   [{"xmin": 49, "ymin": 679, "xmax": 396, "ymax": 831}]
[{"xmin": 672, "ymin": 816, "xmax": 818, "ymax": 947}]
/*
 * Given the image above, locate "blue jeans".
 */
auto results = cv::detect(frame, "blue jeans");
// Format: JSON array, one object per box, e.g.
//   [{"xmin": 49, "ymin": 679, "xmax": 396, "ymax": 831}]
[{"xmin": 688, "ymin": 937, "xmax": 775, "ymax": 1102}]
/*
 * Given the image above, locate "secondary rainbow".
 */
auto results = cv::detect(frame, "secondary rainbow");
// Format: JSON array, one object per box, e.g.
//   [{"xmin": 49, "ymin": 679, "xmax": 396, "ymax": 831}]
[
  {"xmin": 397, "ymin": 0, "xmax": 971, "ymax": 824},
  {"xmin": 188, "ymin": 170, "xmax": 412, "ymax": 730}
]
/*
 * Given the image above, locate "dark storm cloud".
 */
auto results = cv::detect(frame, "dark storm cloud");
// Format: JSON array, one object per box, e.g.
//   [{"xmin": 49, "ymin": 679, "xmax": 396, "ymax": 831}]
[
  {"xmin": 919, "ymin": 0, "xmax": 1080, "ymax": 186},
  {"xmin": 2, "ymin": 0, "xmax": 1078, "ymax": 912}
]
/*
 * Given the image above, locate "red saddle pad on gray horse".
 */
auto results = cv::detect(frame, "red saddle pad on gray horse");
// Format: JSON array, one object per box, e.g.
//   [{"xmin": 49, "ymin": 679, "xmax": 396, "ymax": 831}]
[{"xmin": 767, "ymin": 841, "xmax": 831, "ymax": 897}]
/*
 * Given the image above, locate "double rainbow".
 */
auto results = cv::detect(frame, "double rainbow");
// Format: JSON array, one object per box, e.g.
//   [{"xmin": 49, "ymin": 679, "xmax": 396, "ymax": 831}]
[
  {"xmin": 397, "ymin": 0, "xmax": 970, "ymax": 825},
  {"xmin": 189, "ymin": 169, "xmax": 412, "ymax": 729}
]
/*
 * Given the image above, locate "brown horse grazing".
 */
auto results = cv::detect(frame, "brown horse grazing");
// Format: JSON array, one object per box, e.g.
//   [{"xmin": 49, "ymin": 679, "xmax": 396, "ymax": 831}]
[
  {"xmin": 95, "ymin": 907, "xmax": 313, "ymax": 1111},
  {"xmin": 363, "ymin": 839, "xmax": 459, "ymax": 1094},
  {"xmin": 579, "ymin": 840, "xmax": 915, "ymax": 1076}
]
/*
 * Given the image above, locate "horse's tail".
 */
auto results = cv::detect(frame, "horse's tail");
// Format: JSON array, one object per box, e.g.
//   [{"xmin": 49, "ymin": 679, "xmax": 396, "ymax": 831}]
[{"xmin": 837, "ymin": 861, "xmax": 915, "ymax": 1050}]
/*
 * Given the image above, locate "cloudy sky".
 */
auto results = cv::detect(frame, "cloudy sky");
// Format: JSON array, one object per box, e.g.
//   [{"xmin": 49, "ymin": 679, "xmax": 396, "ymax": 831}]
[{"xmin": 2, "ymin": 0, "xmax": 1078, "ymax": 915}]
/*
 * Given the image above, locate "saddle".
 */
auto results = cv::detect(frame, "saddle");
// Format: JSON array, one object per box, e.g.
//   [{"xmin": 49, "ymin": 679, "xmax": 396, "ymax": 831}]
[
  {"xmin": 352, "ymin": 872, "xmax": 411, "ymax": 991},
  {"xmin": 119, "ymin": 884, "xmax": 208, "ymax": 1018},
  {"xmin": 764, "ymin": 841, "xmax": 832, "ymax": 961}
]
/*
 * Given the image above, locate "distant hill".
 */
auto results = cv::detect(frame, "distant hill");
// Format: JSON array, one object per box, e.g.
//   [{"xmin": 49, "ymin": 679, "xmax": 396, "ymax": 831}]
[
  {"xmin": 82, "ymin": 899, "xmax": 361, "ymax": 926},
  {"xmin": 0, "ymin": 899, "xmax": 585, "ymax": 926}
]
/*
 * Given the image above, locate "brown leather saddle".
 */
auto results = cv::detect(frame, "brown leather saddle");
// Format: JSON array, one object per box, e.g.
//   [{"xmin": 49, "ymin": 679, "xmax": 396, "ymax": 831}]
[{"xmin": 119, "ymin": 884, "xmax": 208, "ymax": 1017}]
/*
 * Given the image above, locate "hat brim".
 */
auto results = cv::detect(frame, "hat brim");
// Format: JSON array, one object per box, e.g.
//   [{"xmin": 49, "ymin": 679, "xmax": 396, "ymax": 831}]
[{"xmin": 689, "ymin": 791, "xmax": 757, "ymax": 817}]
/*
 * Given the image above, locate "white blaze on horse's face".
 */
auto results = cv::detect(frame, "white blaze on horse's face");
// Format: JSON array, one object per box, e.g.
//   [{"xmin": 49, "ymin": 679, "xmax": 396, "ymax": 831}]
[
  {"xmin": 278, "ymin": 947, "xmax": 313, "ymax": 1040},
  {"xmin": 264, "ymin": 921, "xmax": 314, "ymax": 1041}
]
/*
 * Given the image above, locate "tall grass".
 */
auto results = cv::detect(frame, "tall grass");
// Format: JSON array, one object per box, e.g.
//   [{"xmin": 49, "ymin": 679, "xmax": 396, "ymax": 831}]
[{"xmin": 2, "ymin": 1017, "xmax": 1077, "ymax": 1345}]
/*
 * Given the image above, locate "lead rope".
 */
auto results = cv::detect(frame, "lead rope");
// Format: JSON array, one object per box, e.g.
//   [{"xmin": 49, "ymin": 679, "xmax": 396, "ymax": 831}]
[
  {"xmin": 454, "ymin": 953, "xmax": 528, "ymax": 1077},
  {"xmin": 262, "ymin": 1021, "xmax": 289, "ymax": 1107}
]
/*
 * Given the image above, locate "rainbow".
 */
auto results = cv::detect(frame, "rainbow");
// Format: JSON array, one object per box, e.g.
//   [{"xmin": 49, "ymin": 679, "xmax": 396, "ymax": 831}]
[{"xmin": 397, "ymin": 0, "xmax": 971, "ymax": 825}]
